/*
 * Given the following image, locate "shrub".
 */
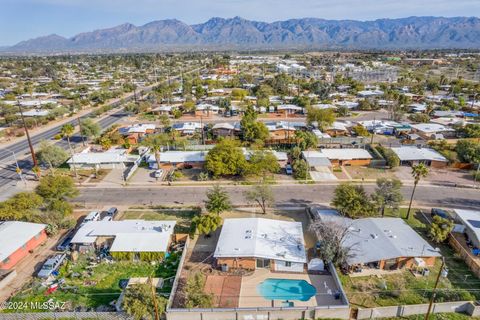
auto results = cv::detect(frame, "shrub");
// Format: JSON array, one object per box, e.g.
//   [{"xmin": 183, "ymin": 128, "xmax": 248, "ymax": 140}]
[{"xmin": 377, "ymin": 145, "xmax": 400, "ymax": 168}]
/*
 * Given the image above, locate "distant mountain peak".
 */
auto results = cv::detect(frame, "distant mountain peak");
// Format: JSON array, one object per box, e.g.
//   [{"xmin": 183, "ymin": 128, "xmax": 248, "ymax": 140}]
[{"xmin": 4, "ymin": 16, "xmax": 480, "ymax": 54}]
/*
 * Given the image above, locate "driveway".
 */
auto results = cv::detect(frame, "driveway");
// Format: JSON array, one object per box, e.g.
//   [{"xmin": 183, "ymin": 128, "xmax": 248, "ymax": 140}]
[{"xmin": 310, "ymin": 167, "xmax": 338, "ymax": 181}]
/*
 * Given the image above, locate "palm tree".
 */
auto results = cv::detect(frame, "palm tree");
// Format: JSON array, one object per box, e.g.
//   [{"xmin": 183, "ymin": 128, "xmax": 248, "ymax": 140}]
[
  {"xmin": 61, "ymin": 123, "xmax": 78, "ymax": 179},
  {"xmin": 406, "ymin": 163, "xmax": 429, "ymax": 220},
  {"xmin": 142, "ymin": 134, "xmax": 169, "ymax": 170}
]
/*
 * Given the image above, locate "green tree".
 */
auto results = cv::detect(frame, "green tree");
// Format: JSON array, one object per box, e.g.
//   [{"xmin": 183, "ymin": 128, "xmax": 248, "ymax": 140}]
[
  {"xmin": 80, "ymin": 118, "xmax": 101, "ymax": 140},
  {"xmin": 332, "ymin": 183, "xmax": 375, "ymax": 218},
  {"xmin": 122, "ymin": 283, "xmax": 167, "ymax": 320},
  {"xmin": 142, "ymin": 133, "xmax": 170, "ymax": 170},
  {"xmin": 247, "ymin": 151, "xmax": 280, "ymax": 176},
  {"xmin": 429, "ymin": 216, "xmax": 454, "ymax": 243},
  {"xmin": 456, "ymin": 140, "xmax": 480, "ymax": 164},
  {"xmin": 240, "ymin": 105, "xmax": 269, "ymax": 142},
  {"xmin": 306, "ymin": 107, "xmax": 335, "ymax": 130},
  {"xmin": 294, "ymin": 131, "xmax": 318, "ymax": 150},
  {"xmin": 205, "ymin": 138, "xmax": 248, "ymax": 177},
  {"xmin": 0, "ymin": 192, "xmax": 43, "ymax": 221},
  {"xmin": 460, "ymin": 124, "xmax": 480, "ymax": 138},
  {"xmin": 244, "ymin": 179, "xmax": 274, "ymax": 214},
  {"xmin": 204, "ymin": 185, "xmax": 231, "ymax": 214},
  {"xmin": 372, "ymin": 178, "xmax": 404, "ymax": 217},
  {"xmin": 192, "ymin": 213, "xmax": 223, "ymax": 236},
  {"xmin": 351, "ymin": 124, "xmax": 370, "ymax": 137},
  {"xmin": 36, "ymin": 175, "xmax": 79, "ymax": 202},
  {"xmin": 292, "ymin": 159, "xmax": 309, "ymax": 180},
  {"xmin": 406, "ymin": 164, "xmax": 429, "ymax": 220},
  {"xmin": 37, "ymin": 141, "xmax": 69, "ymax": 174},
  {"xmin": 185, "ymin": 273, "xmax": 214, "ymax": 308},
  {"xmin": 60, "ymin": 123, "xmax": 78, "ymax": 178}
]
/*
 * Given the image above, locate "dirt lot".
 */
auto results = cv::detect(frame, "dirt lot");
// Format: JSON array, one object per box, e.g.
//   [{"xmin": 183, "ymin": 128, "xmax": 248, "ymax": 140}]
[{"xmin": 394, "ymin": 166, "xmax": 475, "ymax": 186}]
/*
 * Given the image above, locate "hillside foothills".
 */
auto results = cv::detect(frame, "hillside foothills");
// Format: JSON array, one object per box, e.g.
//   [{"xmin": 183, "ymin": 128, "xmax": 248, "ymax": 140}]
[{"xmin": 4, "ymin": 16, "xmax": 480, "ymax": 53}]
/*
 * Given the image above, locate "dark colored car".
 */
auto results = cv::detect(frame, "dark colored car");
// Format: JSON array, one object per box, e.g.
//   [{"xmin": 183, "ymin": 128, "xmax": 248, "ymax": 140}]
[
  {"xmin": 431, "ymin": 208, "xmax": 451, "ymax": 220},
  {"xmin": 56, "ymin": 231, "xmax": 74, "ymax": 251},
  {"xmin": 106, "ymin": 207, "xmax": 118, "ymax": 218}
]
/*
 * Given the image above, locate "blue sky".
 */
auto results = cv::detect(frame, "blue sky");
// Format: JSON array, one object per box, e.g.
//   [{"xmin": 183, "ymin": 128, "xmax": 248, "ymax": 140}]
[{"xmin": 1, "ymin": 0, "xmax": 479, "ymax": 46}]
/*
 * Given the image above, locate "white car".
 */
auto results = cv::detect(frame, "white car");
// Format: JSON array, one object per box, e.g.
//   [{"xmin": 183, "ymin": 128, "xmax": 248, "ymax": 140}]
[
  {"xmin": 37, "ymin": 254, "xmax": 66, "ymax": 278},
  {"xmin": 154, "ymin": 169, "xmax": 163, "ymax": 178}
]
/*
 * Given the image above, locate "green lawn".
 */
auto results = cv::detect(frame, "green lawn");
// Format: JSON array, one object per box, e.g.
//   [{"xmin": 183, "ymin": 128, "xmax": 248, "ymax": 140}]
[
  {"xmin": 6, "ymin": 252, "xmax": 180, "ymax": 313},
  {"xmin": 340, "ymin": 208, "xmax": 480, "ymax": 308}
]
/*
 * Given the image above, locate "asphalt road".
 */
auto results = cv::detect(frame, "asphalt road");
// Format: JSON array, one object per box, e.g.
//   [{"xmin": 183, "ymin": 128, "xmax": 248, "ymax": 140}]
[
  {"xmin": 75, "ymin": 184, "xmax": 480, "ymax": 210},
  {"xmin": 0, "ymin": 109, "xmax": 131, "ymax": 187}
]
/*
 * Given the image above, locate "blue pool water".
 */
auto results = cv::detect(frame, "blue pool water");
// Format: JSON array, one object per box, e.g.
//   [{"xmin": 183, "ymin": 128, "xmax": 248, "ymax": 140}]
[{"xmin": 257, "ymin": 278, "xmax": 317, "ymax": 301}]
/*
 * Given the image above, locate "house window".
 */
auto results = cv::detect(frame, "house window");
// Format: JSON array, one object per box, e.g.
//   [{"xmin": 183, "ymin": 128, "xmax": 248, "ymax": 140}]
[
  {"xmin": 2, "ymin": 257, "xmax": 9, "ymax": 265},
  {"xmin": 285, "ymin": 261, "xmax": 292, "ymax": 267}
]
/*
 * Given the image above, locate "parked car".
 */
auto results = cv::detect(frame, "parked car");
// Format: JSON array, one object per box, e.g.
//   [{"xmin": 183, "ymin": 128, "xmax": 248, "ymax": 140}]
[
  {"xmin": 154, "ymin": 169, "xmax": 164, "ymax": 178},
  {"xmin": 56, "ymin": 231, "xmax": 74, "ymax": 251},
  {"xmin": 106, "ymin": 207, "xmax": 118, "ymax": 217},
  {"xmin": 80, "ymin": 211, "xmax": 101, "ymax": 227},
  {"xmin": 285, "ymin": 164, "xmax": 293, "ymax": 175},
  {"xmin": 37, "ymin": 254, "xmax": 66, "ymax": 278},
  {"xmin": 431, "ymin": 208, "xmax": 451, "ymax": 220}
]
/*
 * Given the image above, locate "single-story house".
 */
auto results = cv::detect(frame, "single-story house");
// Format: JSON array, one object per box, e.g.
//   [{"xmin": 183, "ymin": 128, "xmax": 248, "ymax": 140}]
[
  {"xmin": 276, "ymin": 104, "xmax": 304, "ymax": 115},
  {"xmin": 264, "ymin": 121, "xmax": 297, "ymax": 140},
  {"xmin": 214, "ymin": 218, "xmax": 307, "ymax": 272},
  {"xmin": 390, "ymin": 146, "xmax": 448, "ymax": 168},
  {"xmin": 20, "ymin": 109, "xmax": 50, "ymax": 117},
  {"xmin": 211, "ymin": 122, "xmax": 237, "ymax": 137},
  {"xmin": 410, "ymin": 123, "xmax": 456, "ymax": 140},
  {"xmin": 344, "ymin": 217, "xmax": 441, "ymax": 271},
  {"xmin": 0, "ymin": 221, "xmax": 47, "ymax": 270},
  {"xmin": 68, "ymin": 148, "xmax": 139, "ymax": 170},
  {"xmin": 195, "ymin": 103, "xmax": 220, "ymax": 116},
  {"xmin": 357, "ymin": 90, "xmax": 384, "ymax": 98},
  {"xmin": 146, "ymin": 151, "xmax": 208, "ymax": 169},
  {"xmin": 451, "ymin": 209, "xmax": 480, "ymax": 249},
  {"xmin": 357, "ymin": 120, "xmax": 399, "ymax": 135},
  {"xmin": 318, "ymin": 148, "xmax": 373, "ymax": 166},
  {"xmin": 119, "ymin": 124, "xmax": 156, "ymax": 144},
  {"xmin": 152, "ymin": 105, "xmax": 175, "ymax": 115},
  {"xmin": 172, "ymin": 122, "xmax": 202, "ymax": 135},
  {"xmin": 335, "ymin": 101, "xmax": 359, "ymax": 110},
  {"xmin": 70, "ymin": 220, "xmax": 176, "ymax": 257},
  {"xmin": 408, "ymin": 103, "xmax": 427, "ymax": 113},
  {"xmin": 310, "ymin": 211, "xmax": 441, "ymax": 271},
  {"xmin": 325, "ymin": 121, "xmax": 351, "ymax": 137}
]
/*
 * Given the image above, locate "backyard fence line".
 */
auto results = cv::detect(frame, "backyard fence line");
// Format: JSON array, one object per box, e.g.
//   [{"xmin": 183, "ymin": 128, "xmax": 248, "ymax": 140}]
[{"xmin": 0, "ymin": 312, "xmax": 132, "ymax": 320}]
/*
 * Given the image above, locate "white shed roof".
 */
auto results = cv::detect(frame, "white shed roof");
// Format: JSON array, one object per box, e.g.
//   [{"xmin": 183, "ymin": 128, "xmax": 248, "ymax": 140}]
[
  {"xmin": 214, "ymin": 218, "xmax": 307, "ymax": 263},
  {"xmin": 71, "ymin": 220, "xmax": 175, "ymax": 252},
  {"xmin": 320, "ymin": 148, "xmax": 372, "ymax": 160},
  {"xmin": 453, "ymin": 209, "xmax": 480, "ymax": 247},
  {"xmin": 390, "ymin": 146, "xmax": 447, "ymax": 162},
  {"xmin": 0, "ymin": 221, "xmax": 46, "ymax": 262}
]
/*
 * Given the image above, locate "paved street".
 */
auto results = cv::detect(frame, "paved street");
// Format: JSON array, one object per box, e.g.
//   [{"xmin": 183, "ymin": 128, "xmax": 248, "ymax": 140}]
[
  {"xmin": 75, "ymin": 184, "xmax": 480, "ymax": 210},
  {"xmin": 0, "ymin": 109, "xmax": 130, "ymax": 188}
]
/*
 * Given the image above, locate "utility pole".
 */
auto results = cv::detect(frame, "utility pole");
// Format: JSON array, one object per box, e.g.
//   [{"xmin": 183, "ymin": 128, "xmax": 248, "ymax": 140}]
[
  {"xmin": 148, "ymin": 276, "xmax": 160, "ymax": 320},
  {"xmin": 17, "ymin": 104, "xmax": 37, "ymax": 167},
  {"xmin": 424, "ymin": 257, "xmax": 446, "ymax": 320},
  {"xmin": 77, "ymin": 117, "xmax": 86, "ymax": 146}
]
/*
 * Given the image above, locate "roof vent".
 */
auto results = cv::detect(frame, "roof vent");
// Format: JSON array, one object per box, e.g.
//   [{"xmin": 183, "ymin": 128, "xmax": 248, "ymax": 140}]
[{"xmin": 371, "ymin": 233, "xmax": 378, "ymax": 239}]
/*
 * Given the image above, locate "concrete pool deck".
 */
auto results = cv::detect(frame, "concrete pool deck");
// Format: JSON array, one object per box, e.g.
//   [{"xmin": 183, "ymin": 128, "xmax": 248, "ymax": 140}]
[{"xmin": 238, "ymin": 269, "xmax": 344, "ymax": 308}]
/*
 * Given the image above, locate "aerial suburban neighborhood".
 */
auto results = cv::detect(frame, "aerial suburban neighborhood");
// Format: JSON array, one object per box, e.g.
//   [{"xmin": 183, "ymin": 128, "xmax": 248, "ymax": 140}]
[{"xmin": 1, "ymin": 5, "xmax": 480, "ymax": 320}]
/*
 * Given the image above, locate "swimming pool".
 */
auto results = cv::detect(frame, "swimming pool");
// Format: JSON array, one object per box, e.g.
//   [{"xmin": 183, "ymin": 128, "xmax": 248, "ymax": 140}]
[{"xmin": 257, "ymin": 278, "xmax": 317, "ymax": 301}]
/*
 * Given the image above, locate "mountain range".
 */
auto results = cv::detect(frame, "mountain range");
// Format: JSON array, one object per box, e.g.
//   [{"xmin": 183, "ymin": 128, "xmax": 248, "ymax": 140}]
[{"xmin": 4, "ymin": 16, "xmax": 480, "ymax": 53}]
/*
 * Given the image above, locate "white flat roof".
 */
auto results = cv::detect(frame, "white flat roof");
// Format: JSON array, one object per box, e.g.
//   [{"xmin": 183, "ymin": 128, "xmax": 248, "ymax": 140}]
[
  {"xmin": 411, "ymin": 123, "xmax": 455, "ymax": 133},
  {"xmin": 214, "ymin": 218, "xmax": 307, "ymax": 263},
  {"xmin": 68, "ymin": 151, "xmax": 137, "ymax": 165},
  {"xmin": 320, "ymin": 148, "xmax": 372, "ymax": 160},
  {"xmin": 71, "ymin": 220, "xmax": 175, "ymax": 252},
  {"xmin": 147, "ymin": 151, "xmax": 207, "ymax": 164},
  {"xmin": 0, "ymin": 221, "xmax": 46, "ymax": 262},
  {"xmin": 390, "ymin": 146, "xmax": 447, "ymax": 162}
]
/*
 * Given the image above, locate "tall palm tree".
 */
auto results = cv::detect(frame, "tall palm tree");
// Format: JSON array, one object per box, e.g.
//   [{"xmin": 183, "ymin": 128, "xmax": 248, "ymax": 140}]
[
  {"xmin": 61, "ymin": 123, "xmax": 78, "ymax": 179},
  {"xmin": 142, "ymin": 133, "xmax": 170, "ymax": 170},
  {"xmin": 406, "ymin": 163, "xmax": 429, "ymax": 220}
]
